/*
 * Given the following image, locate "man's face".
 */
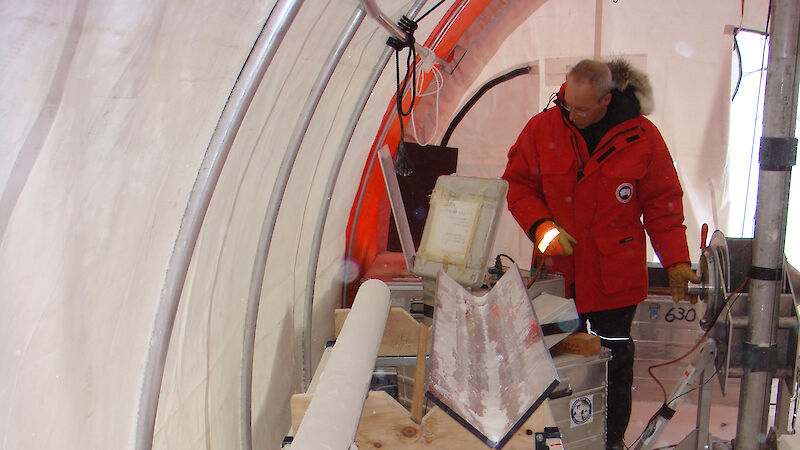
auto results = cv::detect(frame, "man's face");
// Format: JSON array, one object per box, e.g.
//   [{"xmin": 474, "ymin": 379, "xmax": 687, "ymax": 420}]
[{"xmin": 562, "ymin": 76, "xmax": 611, "ymax": 129}]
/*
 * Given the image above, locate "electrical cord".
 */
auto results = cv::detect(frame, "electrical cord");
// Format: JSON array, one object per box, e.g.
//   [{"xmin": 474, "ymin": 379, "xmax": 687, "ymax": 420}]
[
  {"xmin": 647, "ymin": 277, "xmax": 748, "ymax": 404},
  {"xmin": 390, "ymin": 16, "xmax": 419, "ymax": 176},
  {"xmin": 625, "ymin": 364, "xmax": 720, "ymax": 450},
  {"xmin": 416, "ymin": 0, "xmax": 448, "ymax": 22},
  {"xmin": 526, "ymin": 254, "xmax": 545, "ymax": 289},
  {"xmin": 410, "ymin": 61, "xmax": 443, "ymax": 145},
  {"xmin": 732, "ymin": 30, "xmax": 743, "ymax": 101},
  {"xmin": 498, "ymin": 254, "xmax": 516, "ymax": 266},
  {"xmin": 627, "ymin": 278, "xmax": 748, "ymax": 449},
  {"xmin": 666, "ymin": 359, "xmax": 722, "ymax": 406}
]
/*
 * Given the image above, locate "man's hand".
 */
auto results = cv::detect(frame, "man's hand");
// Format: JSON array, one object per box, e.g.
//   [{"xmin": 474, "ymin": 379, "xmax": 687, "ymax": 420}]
[
  {"xmin": 667, "ymin": 263, "xmax": 701, "ymax": 303},
  {"xmin": 533, "ymin": 221, "xmax": 577, "ymax": 256}
]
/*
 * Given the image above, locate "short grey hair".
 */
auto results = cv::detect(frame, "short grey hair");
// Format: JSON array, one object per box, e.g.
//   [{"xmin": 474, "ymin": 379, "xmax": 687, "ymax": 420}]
[{"xmin": 567, "ymin": 59, "xmax": 614, "ymax": 100}]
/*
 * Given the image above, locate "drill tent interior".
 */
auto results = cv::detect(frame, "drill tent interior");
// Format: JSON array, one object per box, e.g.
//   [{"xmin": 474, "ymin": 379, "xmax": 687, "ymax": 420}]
[{"xmin": 0, "ymin": 0, "xmax": 795, "ymax": 449}]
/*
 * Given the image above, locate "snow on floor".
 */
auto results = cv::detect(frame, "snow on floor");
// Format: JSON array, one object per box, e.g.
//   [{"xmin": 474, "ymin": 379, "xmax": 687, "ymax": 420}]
[{"xmin": 625, "ymin": 400, "xmax": 738, "ymax": 448}]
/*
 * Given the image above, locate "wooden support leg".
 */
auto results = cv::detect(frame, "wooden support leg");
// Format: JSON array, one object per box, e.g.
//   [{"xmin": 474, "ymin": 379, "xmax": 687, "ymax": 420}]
[{"xmin": 410, "ymin": 323, "xmax": 429, "ymax": 423}]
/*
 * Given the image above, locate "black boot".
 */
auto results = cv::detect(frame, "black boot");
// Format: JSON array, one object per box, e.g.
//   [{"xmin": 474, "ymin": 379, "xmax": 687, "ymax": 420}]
[{"xmin": 606, "ymin": 438, "xmax": 626, "ymax": 450}]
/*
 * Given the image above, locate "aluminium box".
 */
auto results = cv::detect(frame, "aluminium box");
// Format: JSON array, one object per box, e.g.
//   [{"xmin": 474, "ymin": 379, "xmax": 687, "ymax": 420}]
[{"xmin": 549, "ymin": 349, "xmax": 611, "ymax": 449}]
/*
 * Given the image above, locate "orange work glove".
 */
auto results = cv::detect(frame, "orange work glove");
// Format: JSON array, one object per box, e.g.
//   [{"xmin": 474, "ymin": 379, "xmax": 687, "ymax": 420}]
[
  {"xmin": 533, "ymin": 221, "xmax": 577, "ymax": 256},
  {"xmin": 667, "ymin": 263, "xmax": 702, "ymax": 303}
]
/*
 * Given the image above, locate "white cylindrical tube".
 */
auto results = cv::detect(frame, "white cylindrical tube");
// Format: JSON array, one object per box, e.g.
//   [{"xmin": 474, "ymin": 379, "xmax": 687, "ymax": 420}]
[{"xmin": 291, "ymin": 279, "xmax": 391, "ymax": 449}]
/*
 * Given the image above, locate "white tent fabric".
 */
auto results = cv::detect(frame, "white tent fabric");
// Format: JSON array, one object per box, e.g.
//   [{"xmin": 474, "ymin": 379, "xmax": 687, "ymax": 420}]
[
  {"xmin": 0, "ymin": 1, "xmax": 774, "ymax": 450},
  {"xmin": 413, "ymin": 0, "xmax": 771, "ymax": 266}
]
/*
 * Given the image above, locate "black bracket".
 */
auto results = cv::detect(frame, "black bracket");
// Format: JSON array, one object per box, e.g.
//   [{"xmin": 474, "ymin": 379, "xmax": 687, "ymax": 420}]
[
  {"xmin": 748, "ymin": 265, "xmax": 783, "ymax": 281},
  {"xmin": 386, "ymin": 15, "xmax": 417, "ymax": 50},
  {"xmin": 534, "ymin": 427, "xmax": 562, "ymax": 450},
  {"xmin": 742, "ymin": 342, "xmax": 778, "ymax": 372},
  {"xmin": 760, "ymin": 136, "xmax": 797, "ymax": 171},
  {"xmin": 657, "ymin": 402, "xmax": 676, "ymax": 420}
]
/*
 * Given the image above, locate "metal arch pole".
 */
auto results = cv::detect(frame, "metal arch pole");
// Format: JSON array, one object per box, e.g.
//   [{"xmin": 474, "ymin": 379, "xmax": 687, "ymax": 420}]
[
  {"xmin": 249, "ymin": 6, "xmax": 366, "ymax": 397},
  {"xmin": 238, "ymin": 4, "xmax": 368, "ymax": 449},
  {"xmin": 735, "ymin": 0, "xmax": 800, "ymax": 447},
  {"xmin": 134, "ymin": 1, "xmax": 304, "ymax": 449}
]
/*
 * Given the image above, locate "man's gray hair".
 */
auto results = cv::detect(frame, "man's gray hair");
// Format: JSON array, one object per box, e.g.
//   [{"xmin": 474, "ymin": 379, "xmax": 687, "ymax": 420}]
[{"xmin": 567, "ymin": 59, "xmax": 614, "ymax": 100}]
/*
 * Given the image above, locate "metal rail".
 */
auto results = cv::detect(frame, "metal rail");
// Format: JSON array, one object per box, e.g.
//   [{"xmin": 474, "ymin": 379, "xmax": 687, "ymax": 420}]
[
  {"xmin": 135, "ymin": 1, "xmax": 304, "ymax": 449},
  {"xmin": 735, "ymin": 0, "xmax": 800, "ymax": 446},
  {"xmin": 239, "ymin": 4, "xmax": 363, "ymax": 447}
]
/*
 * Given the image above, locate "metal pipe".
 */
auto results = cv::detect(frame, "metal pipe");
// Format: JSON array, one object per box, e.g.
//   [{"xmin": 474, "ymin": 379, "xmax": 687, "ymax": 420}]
[
  {"xmin": 261, "ymin": 7, "xmax": 367, "ymax": 393},
  {"xmin": 303, "ymin": 47, "xmax": 393, "ymax": 382},
  {"xmin": 735, "ymin": 0, "xmax": 800, "ymax": 447},
  {"xmin": 728, "ymin": 367, "xmax": 794, "ymax": 378},
  {"xmin": 239, "ymin": 3, "xmax": 372, "ymax": 448},
  {"xmin": 134, "ymin": 2, "xmax": 303, "ymax": 449},
  {"xmin": 360, "ymin": 0, "xmax": 406, "ymax": 41},
  {"xmin": 730, "ymin": 316, "xmax": 796, "ymax": 329}
]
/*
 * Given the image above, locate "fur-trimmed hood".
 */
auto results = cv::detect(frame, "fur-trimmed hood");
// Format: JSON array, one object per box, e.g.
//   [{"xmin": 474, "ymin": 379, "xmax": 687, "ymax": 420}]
[{"xmin": 607, "ymin": 58, "xmax": 654, "ymax": 115}]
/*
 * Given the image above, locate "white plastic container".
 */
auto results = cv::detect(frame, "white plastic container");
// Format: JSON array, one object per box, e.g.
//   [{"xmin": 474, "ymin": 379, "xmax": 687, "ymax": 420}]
[{"xmin": 412, "ymin": 175, "xmax": 508, "ymax": 287}]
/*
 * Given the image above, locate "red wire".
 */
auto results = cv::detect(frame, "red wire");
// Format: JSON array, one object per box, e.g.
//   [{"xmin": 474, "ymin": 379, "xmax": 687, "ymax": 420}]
[
  {"xmin": 526, "ymin": 254, "xmax": 546, "ymax": 289},
  {"xmin": 646, "ymin": 276, "xmax": 749, "ymax": 404}
]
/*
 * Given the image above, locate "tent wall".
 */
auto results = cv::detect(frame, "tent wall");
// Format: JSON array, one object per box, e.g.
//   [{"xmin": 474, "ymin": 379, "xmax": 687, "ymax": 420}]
[
  {"xmin": 2, "ymin": 0, "xmax": 447, "ymax": 448},
  {"xmin": 459, "ymin": 0, "xmax": 742, "ymax": 266},
  {"xmin": 2, "ymin": 1, "xmax": 271, "ymax": 448},
  {"xmin": 364, "ymin": 0, "xmax": 771, "ymax": 273},
  {"xmin": 0, "ymin": 1, "xmax": 774, "ymax": 450}
]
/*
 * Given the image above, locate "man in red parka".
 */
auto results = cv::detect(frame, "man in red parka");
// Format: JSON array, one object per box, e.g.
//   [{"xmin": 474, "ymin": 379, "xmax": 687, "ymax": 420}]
[{"xmin": 502, "ymin": 59, "xmax": 700, "ymax": 449}]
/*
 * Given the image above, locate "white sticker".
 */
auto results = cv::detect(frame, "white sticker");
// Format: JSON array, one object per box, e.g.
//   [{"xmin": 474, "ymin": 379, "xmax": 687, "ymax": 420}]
[
  {"xmin": 426, "ymin": 199, "xmax": 479, "ymax": 261},
  {"xmin": 570, "ymin": 395, "xmax": 594, "ymax": 427},
  {"xmin": 616, "ymin": 183, "xmax": 634, "ymax": 203}
]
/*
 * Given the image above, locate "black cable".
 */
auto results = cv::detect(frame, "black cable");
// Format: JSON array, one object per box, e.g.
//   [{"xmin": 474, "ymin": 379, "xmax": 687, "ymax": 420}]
[
  {"xmin": 440, "ymin": 65, "xmax": 532, "ymax": 146},
  {"xmin": 667, "ymin": 358, "xmax": 722, "ymax": 405},
  {"xmin": 631, "ymin": 281, "xmax": 747, "ymax": 450},
  {"xmin": 396, "ymin": 45, "xmax": 418, "ymax": 117},
  {"xmin": 416, "ymin": 0, "xmax": 448, "ymax": 22},
  {"xmin": 731, "ymin": 27, "xmax": 770, "ymax": 102},
  {"xmin": 628, "ymin": 350, "xmax": 723, "ymax": 449},
  {"xmin": 732, "ymin": 30, "xmax": 743, "ymax": 101},
  {"xmin": 641, "ymin": 362, "xmax": 726, "ymax": 450},
  {"xmin": 393, "ymin": 44, "xmax": 418, "ymax": 175},
  {"xmin": 497, "ymin": 253, "xmax": 516, "ymax": 266},
  {"xmin": 542, "ymin": 92, "xmax": 558, "ymax": 112},
  {"xmin": 626, "ymin": 413, "xmax": 654, "ymax": 449}
]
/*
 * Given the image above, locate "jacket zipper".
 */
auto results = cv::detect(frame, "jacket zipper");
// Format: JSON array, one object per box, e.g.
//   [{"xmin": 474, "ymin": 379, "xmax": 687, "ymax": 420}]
[{"xmin": 560, "ymin": 114, "xmax": 586, "ymax": 182}]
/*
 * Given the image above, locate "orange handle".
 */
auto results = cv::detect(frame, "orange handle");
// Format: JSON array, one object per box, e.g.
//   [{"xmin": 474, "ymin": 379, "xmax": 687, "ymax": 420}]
[{"xmin": 700, "ymin": 223, "xmax": 709, "ymax": 251}]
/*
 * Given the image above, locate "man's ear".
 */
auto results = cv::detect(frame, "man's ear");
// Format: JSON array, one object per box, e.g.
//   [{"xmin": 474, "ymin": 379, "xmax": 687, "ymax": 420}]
[{"xmin": 600, "ymin": 92, "xmax": 612, "ymax": 107}]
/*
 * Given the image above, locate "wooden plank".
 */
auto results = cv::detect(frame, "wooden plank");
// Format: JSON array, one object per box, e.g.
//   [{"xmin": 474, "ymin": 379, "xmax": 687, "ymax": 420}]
[
  {"xmin": 409, "ymin": 324, "xmax": 429, "ymax": 423},
  {"xmin": 335, "ymin": 307, "xmax": 428, "ymax": 356},
  {"xmin": 291, "ymin": 391, "xmax": 555, "ymax": 449},
  {"xmin": 549, "ymin": 332, "xmax": 602, "ymax": 356}
]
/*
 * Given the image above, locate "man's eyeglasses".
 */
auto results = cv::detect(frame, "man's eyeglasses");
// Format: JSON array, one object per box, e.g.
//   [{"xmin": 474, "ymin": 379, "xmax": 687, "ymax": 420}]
[{"xmin": 555, "ymin": 98, "xmax": 593, "ymax": 118}]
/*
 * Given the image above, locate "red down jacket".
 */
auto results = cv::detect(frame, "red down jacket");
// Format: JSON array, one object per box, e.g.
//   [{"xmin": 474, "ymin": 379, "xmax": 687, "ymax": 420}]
[{"xmin": 502, "ymin": 99, "xmax": 690, "ymax": 313}]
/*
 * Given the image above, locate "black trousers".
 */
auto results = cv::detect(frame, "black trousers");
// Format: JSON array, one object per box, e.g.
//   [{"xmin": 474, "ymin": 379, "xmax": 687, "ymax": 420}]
[{"xmin": 578, "ymin": 304, "xmax": 638, "ymax": 446}]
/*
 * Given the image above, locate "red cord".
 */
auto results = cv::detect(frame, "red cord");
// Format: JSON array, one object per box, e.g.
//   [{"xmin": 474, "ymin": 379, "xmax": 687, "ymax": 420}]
[
  {"xmin": 646, "ymin": 276, "xmax": 749, "ymax": 403},
  {"xmin": 526, "ymin": 254, "xmax": 546, "ymax": 289}
]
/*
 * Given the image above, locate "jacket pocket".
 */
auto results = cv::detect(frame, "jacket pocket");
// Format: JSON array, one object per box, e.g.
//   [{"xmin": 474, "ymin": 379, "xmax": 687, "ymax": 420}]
[
  {"xmin": 539, "ymin": 150, "xmax": 574, "ymax": 206},
  {"xmin": 595, "ymin": 229, "xmax": 647, "ymax": 294}
]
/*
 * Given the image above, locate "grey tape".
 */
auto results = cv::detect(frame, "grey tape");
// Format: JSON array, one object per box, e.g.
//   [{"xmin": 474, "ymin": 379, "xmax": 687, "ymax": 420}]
[{"xmin": 759, "ymin": 136, "xmax": 797, "ymax": 171}]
